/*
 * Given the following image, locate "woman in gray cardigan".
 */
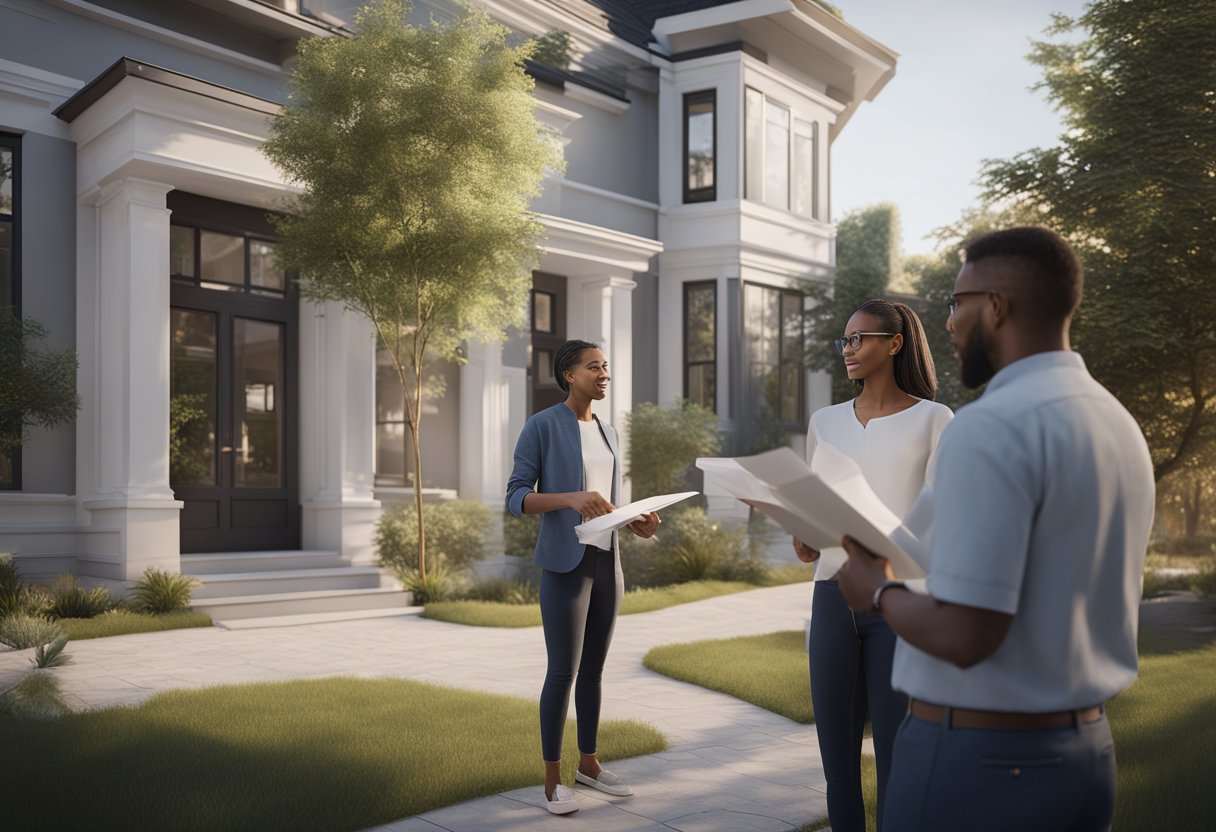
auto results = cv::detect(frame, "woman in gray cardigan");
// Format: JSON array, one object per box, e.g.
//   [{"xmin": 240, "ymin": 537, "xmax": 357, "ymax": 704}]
[{"xmin": 505, "ymin": 339, "xmax": 661, "ymax": 815}]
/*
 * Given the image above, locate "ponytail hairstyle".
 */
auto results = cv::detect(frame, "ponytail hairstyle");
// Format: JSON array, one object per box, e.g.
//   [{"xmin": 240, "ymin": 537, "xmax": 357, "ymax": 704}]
[
  {"xmin": 553, "ymin": 339, "xmax": 600, "ymax": 393},
  {"xmin": 852, "ymin": 299, "xmax": 938, "ymax": 401}
]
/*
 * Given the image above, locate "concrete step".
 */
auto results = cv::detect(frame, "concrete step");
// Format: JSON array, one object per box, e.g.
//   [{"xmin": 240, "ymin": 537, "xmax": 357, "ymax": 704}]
[
  {"xmin": 182, "ymin": 550, "xmax": 347, "ymax": 575},
  {"xmin": 191, "ymin": 586, "xmax": 410, "ymax": 621},
  {"xmin": 214, "ymin": 605, "xmax": 424, "ymax": 630},
  {"xmin": 190, "ymin": 566, "xmax": 386, "ymax": 599}
]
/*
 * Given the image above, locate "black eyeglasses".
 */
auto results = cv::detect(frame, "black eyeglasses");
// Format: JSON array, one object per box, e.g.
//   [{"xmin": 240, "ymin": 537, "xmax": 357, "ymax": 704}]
[{"xmin": 834, "ymin": 332, "xmax": 895, "ymax": 355}]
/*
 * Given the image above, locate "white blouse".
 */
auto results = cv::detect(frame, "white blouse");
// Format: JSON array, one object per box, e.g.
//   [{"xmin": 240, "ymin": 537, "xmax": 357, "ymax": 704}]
[
  {"xmin": 579, "ymin": 418, "xmax": 616, "ymax": 550},
  {"xmin": 805, "ymin": 398, "xmax": 954, "ymax": 580}
]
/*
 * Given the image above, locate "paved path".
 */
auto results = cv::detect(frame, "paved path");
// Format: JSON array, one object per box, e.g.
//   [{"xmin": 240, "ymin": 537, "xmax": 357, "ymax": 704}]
[{"xmin": 0, "ymin": 583, "xmax": 833, "ymax": 832}]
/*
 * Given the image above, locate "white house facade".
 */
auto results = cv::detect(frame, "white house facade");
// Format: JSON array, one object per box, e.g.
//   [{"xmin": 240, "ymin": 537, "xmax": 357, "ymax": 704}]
[{"xmin": 0, "ymin": 0, "xmax": 895, "ymax": 618}]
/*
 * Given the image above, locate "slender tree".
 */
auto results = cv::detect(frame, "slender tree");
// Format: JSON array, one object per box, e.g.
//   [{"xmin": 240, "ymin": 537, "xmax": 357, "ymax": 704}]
[
  {"xmin": 263, "ymin": 0, "xmax": 562, "ymax": 578},
  {"xmin": 982, "ymin": 0, "xmax": 1216, "ymax": 481},
  {"xmin": 0, "ymin": 309, "xmax": 79, "ymax": 454}
]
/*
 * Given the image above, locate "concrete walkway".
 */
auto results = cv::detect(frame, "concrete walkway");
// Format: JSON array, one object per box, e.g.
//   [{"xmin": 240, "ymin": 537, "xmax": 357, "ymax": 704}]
[{"xmin": 0, "ymin": 583, "xmax": 833, "ymax": 832}]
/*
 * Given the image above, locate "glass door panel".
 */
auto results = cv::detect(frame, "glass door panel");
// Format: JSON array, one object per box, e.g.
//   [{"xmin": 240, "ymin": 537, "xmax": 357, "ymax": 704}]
[
  {"xmin": 234, "ymin": 318, "xmax": 283, "ymax": 488},
  {"xmin": 170, "ymin": 308, "xmax": 218, "ymax": 486}
]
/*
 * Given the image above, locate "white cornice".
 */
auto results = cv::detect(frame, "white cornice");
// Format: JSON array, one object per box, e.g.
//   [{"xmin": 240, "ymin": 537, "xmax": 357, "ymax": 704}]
[{"xmin": 0, "ymin": 58, "xmax": 83, "ymax": 138}]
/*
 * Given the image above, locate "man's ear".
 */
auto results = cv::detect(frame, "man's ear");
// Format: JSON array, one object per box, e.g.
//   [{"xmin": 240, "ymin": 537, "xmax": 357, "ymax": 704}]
[{"xmin": 988, "ymin": 291, "xmax": 1010, "ymax": 329}]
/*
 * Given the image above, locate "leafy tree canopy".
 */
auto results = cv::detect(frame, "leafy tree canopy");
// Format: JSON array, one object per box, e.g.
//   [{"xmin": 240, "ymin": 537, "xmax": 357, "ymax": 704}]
[
  {"xmin": 0, "ymin": 309, "xmax": 79, "ymax": 452},
  {"xmin": 982, "ymin": 0, "xmax": 1216, "ymax": 481}
]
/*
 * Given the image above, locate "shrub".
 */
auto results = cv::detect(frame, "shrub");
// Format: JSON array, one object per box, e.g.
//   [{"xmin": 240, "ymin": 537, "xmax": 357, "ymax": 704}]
[
  {"xmin": 1151, "ymin": 535, "xmax": 1216, "ymax": 556},
  {"xmin": 1141, "ymin": 570, "xmax": 1192, "ymax": 599},
  {"xmin": 47, "ymin": 574, "xmax": 113, "ymax": 619},
  {"xmin": 0, "ymin": 670, "xmax": 69, "ymax": 719},
  {"xmin": 402, "ymin": 558, "xmax": 458, "ymax": 605},
  {"xmin": 462, "ymin": 576, "xmax": 539, "ymax": 605},
  {"xmin": 1191, "ymin": 561, "xmax": 1216, "ymax": 597},
  {"xmin": 626, "ymin": 399, "xmax": 721, "ymax": 499},
  {"xmin": 621, "ymin": 507, "xmax": 768, "ymax": 588},
  {"xmin": 0, "ymin": 614, "xmax": 65, "ymax": 650},
  {"xmin": 130, "ymin": 568, "xmax": 199, "ymax": 613},
  {"xmin": 377, "ymin": 499, "xmax": 492, "ymax": 576},
  {"xmin": 33, "ymin": 635, "xmax": 71, "ymax": 668},
  {"xmin": 503, "ymin": 511, "xmax": 540, "ymax": 557},
  {"xmin": 0, "ymin": 554, "xmax": 51, "ymax": 618}
]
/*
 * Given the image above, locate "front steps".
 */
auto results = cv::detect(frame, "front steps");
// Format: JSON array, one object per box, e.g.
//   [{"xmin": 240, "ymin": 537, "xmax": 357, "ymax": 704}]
[{"xmin": 182, "ymin": 550, "xmax": 412, "ymax": 623}]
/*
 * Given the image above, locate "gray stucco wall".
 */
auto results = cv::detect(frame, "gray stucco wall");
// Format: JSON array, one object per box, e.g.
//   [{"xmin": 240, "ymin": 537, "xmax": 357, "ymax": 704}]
[
  {"xmin": 14, "ymin": 131, "xmax": 77, "ymax": 495},
  {"xmin": 631, "ymin": 271, "xmax": 659, "ymax": 407},
  {"xmin": 562, "ymin": 86, "xmax": 659, "ymax": 205}
]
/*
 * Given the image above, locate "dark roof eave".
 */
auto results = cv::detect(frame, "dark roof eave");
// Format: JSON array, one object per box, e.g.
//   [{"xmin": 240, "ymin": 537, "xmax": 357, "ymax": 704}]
[{"xmin": 55, "ymin": 57, "xmax": 281, "ymax": 124}]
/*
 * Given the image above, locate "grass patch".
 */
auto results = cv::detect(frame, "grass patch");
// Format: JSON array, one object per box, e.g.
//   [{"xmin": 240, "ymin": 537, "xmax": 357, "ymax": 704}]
[
  {"xmin": 424, "ymin": 578, "xmax": 802, "ymax": 628},
  {"xmin": 58, "ymin": 609, "xmax": 213, "ymax": 640},
  {"xmin": 644, "ymin": 630, "xmax": 811, "ymax": 723},
  {"xmin": 1, "ymin": 676, "xmax": 665, "ymax": 832}
]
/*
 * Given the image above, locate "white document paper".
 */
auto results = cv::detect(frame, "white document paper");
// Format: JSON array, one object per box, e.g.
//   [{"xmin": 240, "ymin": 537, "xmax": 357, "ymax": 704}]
[
  {"xmin": 696, "ymin": 447, "xmax": 926, "ymax": 579},
  {"xmin": 574, "ymin": 491, "xmax": 699, "ymax": 544}
]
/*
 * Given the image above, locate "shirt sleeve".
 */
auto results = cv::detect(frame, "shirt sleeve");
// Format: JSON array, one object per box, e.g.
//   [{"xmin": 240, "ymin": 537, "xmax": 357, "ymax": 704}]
[
  {"xmin": 805, "ymin": 412, "xmax": 819, "ymax": 465},
  {"xmin": 505, "ymin": 419, "xmax": 541, "ymax": 517},
  {"xmin": 926, "ymin": 410, "xmax": 1036, "ymax": 615}
]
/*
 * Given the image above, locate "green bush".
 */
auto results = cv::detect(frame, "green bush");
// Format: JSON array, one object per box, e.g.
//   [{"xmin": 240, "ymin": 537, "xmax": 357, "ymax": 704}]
[
  {"xmin": 1151, "ymin": 535, "xmax": 1216, "ymax": 555},
  {"xmin": 621, "ymin": 507, "xmax": 768, "ymax": 588},
  {"xmin": 0, "ymin": 614, "xmax": 65, "ymax": 650},
  {"xmin": 377, "ymin": 499, "xmax": 492, "ymax": 576},
  {"xmin": 461, "ymin": 576, "xmax": 539, "ymax": 605},
  {"xmin": 1191, "ymin": 561, "xmax": 1216, "ymax": 597},
  {"xmin": 402, "ymin": 558, "xmax": 457, "ymax": 604},
  {"xmin": 502, "ymin": 511, "xmax": 540, "ymax": 557},
  {"xmin": 0, "ymin": 554, "xmax": 51, "ymax": 619},
  {"xmin": 626, "ymin": 399, "xmax": 721, "ymax": 499},
  {"xmin": 47, "ymin": 574, "xmax": 113, "ymax": 619},
  {"xmin": 1142, "ymin": 570, "xmax": 1193, "ymax": 599},
  {"xmin": 130, "ymin": 568, "xmax": 199, "ymax": 614},
  {"xmin": 33, "ymin": 635, "xmax": 71, "ymax": 668}
]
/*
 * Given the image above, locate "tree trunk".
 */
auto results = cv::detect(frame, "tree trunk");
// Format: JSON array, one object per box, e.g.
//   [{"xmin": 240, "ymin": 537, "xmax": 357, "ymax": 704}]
[
  {"xmin": 1185, "ymin": 478, "xmax": 1202, "ymax": 540},
  {"xmin": 411, "ymin": 415, "xmax": 426, "ymax": 580}
]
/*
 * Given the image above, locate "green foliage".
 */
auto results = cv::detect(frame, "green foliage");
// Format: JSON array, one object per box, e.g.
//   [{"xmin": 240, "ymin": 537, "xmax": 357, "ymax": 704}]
[
  {"xmin": 0, "ymin": 555, "xmax": 51, "ymax": 619},
  {"xmin": 502, "ymin": 511, "xmax": 540, "ymax": 557},
  {"xmin": 529, "ymin": 29, "xmax": 571, "ymax": 69},
  {"xmin": 263, "ymin": 0, "xmax": 562, "ymax": 579},
  {"xmin": 625, "ymin": 399, "xmax": 722, "ymax": 499},
  {"xmin": 32, "ymin": 635, "xmax": 71, "ymax": 669},
  {"xmin": 0, "ymin": 670, "xmax": 69, "ymax": 720},
  {"xmin": 47, "ymin": 574, "xmax": 113, "ymax": 619},
  {"xmin": 620, "ymin": 507, "xmax": 767, "ymax": 588},
  {"xmin": 129, "ymin": 568, "xmax": 199, "ymax": 614},
  {"xmin": 402, "ymin": 557, "xmax": 457, "ymax": 604},
  {"xmin": 460, "ymin": 576, "xmax": 539, "ymax": 605},
  {"xmin": 169, "ymin": 392, "xmax": 211, "ymax": 484},
  {"xmin": 0, "ymin": 614, "xmax": 65, "ymax": 651},
  {"xmin": 805, "ymin": 203, "xmax": 900, "ymax": 403},
  {"xmin": 981, "ymin": 0, "xmax": 1216, "ymax": 482},
  {"xmin": 1151, "ymin": 536, "xmax": 1216, "ymax": 556},
  {"xmin": 1191, "ymin": 562, "xmax": 1216, "ymax": 598},
  {"xmin": 58, "ymin": 609, "xmax": 213, "ymax": 640},
  {"xmin": 1141, "ymin": 570, "xmax": 1191, "ymax": 600},
  {"xmin": 377, "ymin": 499, "xmax": 491, "ymax": 576},
  {"xmin": 0, "ymin": 308, "xmax": 80, "ymax": 452}
]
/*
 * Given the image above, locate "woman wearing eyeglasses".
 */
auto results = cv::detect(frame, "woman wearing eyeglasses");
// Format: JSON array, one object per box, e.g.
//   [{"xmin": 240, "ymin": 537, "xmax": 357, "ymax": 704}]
[{"xmin": 796, "ymin": 299, "xmax": 952, "ymax": 832}]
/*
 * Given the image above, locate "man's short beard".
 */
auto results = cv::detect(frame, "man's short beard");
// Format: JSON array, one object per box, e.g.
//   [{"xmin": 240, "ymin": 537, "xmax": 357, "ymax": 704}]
[{"xmin": 960, "ymin": 322, "xmax": 996, "ymax": 389}]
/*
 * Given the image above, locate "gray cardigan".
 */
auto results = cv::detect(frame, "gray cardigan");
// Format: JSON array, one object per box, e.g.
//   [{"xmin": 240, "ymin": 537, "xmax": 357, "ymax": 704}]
[{"xmin": 505, "ymin": 402, "xmax": 621, "ymax": 573}]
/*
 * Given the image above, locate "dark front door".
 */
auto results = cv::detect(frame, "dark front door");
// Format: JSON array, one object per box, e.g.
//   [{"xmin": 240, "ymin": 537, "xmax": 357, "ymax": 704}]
[
  {"xmin": 529, "ymin": 271, "xmax": 567, "ymax": 415},
  {"xmin": 168, "ymin": 193, "xmax": 299, "ymax": 553}
]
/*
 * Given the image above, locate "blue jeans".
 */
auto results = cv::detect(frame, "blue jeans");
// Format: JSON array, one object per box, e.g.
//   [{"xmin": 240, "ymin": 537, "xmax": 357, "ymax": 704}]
[
  {"xmin": 883, "ymin": 712, "xmax": 1116, "ymax": 831},
  {"xmin": 538, "ymin": 545, "xmax": 622, "ymax": 761},
  {"xmin": 809, "ymin": 579, "xmax": 907, "ymax": 832}
]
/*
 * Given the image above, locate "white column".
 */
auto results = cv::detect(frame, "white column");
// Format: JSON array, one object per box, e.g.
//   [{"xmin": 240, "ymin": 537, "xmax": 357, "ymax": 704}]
[
  {"xmin": 299, "ymin": 300, "xmax": 381, "ymax": 565},
  {"xmin": 573, "ymin": 274, "xmax": 637, "ymax": 503},
  {"xmin": 458, "ymin": 340, "xmax": 511, "ymax": 507},
  {"xmin": 76, "ymin": 178, "xmax": 182, "ymax": 583}
]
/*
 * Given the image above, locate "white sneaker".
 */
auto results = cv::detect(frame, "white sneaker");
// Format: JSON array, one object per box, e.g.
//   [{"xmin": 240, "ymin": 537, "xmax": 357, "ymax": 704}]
[
  {"xmin": 575, "ymin": 768, "xmax": 633, "ymax": 796},
  {"xmin": 545, "ymin": 784, "xmax": 580, "ymax": 815}
]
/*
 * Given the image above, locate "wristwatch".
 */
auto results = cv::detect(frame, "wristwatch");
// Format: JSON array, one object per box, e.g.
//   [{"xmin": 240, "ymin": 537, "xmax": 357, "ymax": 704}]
[{"xmin": 872, "ymin": 579, "xmax": 908, "ymax": 613}]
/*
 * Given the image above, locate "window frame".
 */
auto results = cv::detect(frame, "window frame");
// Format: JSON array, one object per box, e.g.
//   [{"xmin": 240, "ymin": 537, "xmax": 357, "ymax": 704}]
[
  {"xmin": 682, "ymin": 280, "xmax": 717, "ymax": 414},
  {"xmin": 744, "ymin": 281, "xmax": 806, "ymax": 429},
  {"xmin": 1, "ymin": 132, "xmax": 22, "ymax": 490},
  {"xmin": 682, "ymin": 89, "xmax": 717, "ymax": 204},
  {"xmin": 743, "ymin": 86, "xmax": 819, "ymax": 220}
]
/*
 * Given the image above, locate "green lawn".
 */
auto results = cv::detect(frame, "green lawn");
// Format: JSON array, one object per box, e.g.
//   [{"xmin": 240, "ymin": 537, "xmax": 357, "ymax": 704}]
[
  {"xmin": 425, "ymin": 573, "xmax": 811, "ymax": 628},
  {"xmin": 58, "ymin": 609, "xmax": 213, "ymax": 640},
  {"xmin": 644, "ymin": 628, "xmax": 1216, "ymax": 831},
  {"xmin": 0, "ymin": 677, "xmax": 665, "ymax": 832}
]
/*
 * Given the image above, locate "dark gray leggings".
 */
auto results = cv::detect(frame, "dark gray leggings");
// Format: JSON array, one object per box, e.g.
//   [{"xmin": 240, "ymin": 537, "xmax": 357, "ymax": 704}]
[{"xmin": 539, "ymin": 544, "xmax": 622, "ymax": 761}]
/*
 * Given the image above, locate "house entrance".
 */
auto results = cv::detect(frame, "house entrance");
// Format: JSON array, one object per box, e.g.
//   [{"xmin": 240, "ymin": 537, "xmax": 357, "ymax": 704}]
[
  {"xmin": 167, "ymin": 193, "xmax": 299, "ymax": 553},
  {"xmin": 529, "ymin": 272, "xmax": 567, "ymax": 415}
]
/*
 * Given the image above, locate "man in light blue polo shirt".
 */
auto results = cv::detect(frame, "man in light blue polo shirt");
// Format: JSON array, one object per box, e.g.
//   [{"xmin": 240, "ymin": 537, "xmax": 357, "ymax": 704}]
[{"xmin": 835, "ymin": 226, "xmax": 1155, "ymax": 831}]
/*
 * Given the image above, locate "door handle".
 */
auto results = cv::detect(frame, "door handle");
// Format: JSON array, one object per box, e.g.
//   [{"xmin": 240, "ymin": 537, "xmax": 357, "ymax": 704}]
[{"xmin": 220, "ymin": 446, "xmax": 234, "ymax": 453}]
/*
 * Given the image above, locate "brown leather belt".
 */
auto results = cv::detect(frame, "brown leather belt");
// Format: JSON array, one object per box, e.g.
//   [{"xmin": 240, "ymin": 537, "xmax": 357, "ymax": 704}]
[{"xmin": 909, "ymin": 699, "xmax": 1104, "ymax": 730}]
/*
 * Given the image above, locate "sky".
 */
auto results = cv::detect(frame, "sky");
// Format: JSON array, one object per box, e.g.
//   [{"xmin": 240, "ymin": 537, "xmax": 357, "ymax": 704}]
[{"xmin": 830, "ymin": 0, "xmax": 1090, "ymax": 257}]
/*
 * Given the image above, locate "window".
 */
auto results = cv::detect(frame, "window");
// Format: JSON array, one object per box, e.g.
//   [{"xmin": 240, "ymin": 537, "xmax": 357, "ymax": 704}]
[
  {"xmin": 1, "ymin": 134, "xmax": 20, "ymax": 490},
  {"xmin": 744, "ymin": 283, "xmax": 804, "ymax": 428},
  {"xmin": 683, "ymin": 282, "xmax": 716, "ymax": 413},
  {"xmin": 683, "ymin": 90, "xmax": 716, "ymax": 203},
  {"xmin": 170, "ymin": 224, "xmax": 287, "ymax": 297},
  {"xmin": 744, "ymin": 87, "xmax": 818, "ymax": 219}
]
